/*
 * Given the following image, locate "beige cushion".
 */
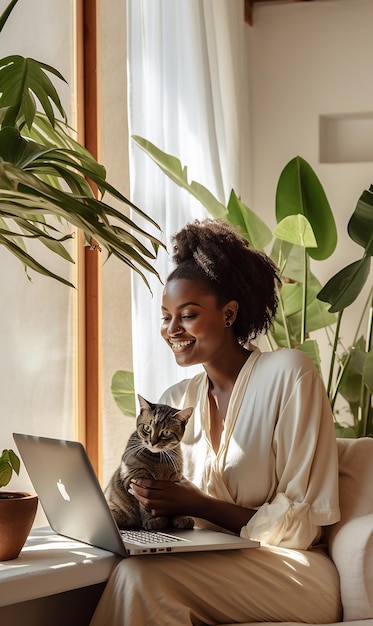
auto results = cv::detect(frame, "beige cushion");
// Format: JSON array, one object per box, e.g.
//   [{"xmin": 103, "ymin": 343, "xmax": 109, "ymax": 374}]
[
  {"xmin": 328, "ymin": 438, "xmax": 373, "ymax": 621},
  {"xmin": 335, "ymin": 438, "xmax": 373, "ymax": 522}
]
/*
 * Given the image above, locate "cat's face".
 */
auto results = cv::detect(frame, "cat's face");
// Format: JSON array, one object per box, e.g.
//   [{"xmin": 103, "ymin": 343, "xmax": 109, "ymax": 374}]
[{"xmin": 136, "ymin": 395, "xmax": 193, "ymax": 453}]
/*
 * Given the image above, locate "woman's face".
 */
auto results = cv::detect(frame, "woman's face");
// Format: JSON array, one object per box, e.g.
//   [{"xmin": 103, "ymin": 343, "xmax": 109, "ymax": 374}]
[{"xmin": 160, "ymin": 278, "xmax": 236, "ymax": 368}]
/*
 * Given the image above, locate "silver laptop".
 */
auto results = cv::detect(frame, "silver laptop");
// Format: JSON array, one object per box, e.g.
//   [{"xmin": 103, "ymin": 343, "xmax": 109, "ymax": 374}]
[{"xmin": 13, "ymin": 433, "xmax": 259, "ymax": 557}]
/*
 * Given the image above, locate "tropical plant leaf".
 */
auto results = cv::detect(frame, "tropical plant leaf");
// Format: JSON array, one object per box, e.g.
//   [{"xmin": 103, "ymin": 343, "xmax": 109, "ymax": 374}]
[
  {"xmin": 0, "ymin": 460, "xmax": 12, "ymax": 486},
  {"xmin": 318, "ymin": 256, "xmax": 371, "ymax": 313},
  {"xmin": 363, "ymin": 348, "xmax": 373, "ymax": 393},
  {"xmin": 0, "ymin": 0, "xmax": 19, "ymax": 33},
  {"xmin": 334, "ymin": 423, "xmax": 358, "ymax": 438},
  {"xmin": 226, "ymin": 189, "xmax": 272, "ymax": 250},
  {"xmin": 269, "ymin": 238, "xmax": 294, "ymax": 277},
  {"xmin": 348, "ymin": 186, "xmax": 373, "ymax": 255},
  {"xmin": 338, "ymin": 343, "xmax": 366, "ymax": 403},
  {"xmin": 297, "ymin": 340, "xmax": 321, "ymax": 374},
  {"xmin": 111, "ymin": 370, "xmax": 137, "ymax": 418},
  {"xmin": 0, "ymin": 55, "xmax": 67, "ymax": 128},
  {"xmin": 0, "ymin": 448, "xmax": 20, "ymax": 487},
  {"xmin": 132, "ymin": 135, "xmax": 226, "ymax": 218},
  {"xmin": 276, "ymin": 156, "xmax": 337, "ymax": 260},
  {"xmin": 0, "ymin": 231, "xmax": 74, "ymax": 286},
  {"xmin": 274, "ymin": 214, "xmax": 317, "ymax": 248},
  {"xmin": 0, "ymin": 126, "xmax": 50, "ymax": 168},
  {"xmin": 7, "ymin": 448, "xmax": 20, "ymax": 474}
]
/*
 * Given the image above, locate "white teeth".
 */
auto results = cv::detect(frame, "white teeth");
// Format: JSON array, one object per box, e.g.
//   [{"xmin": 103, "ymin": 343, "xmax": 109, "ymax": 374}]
[{"xmin": 170, "ymin": 339, "xmax": 194, "ymax": 349}]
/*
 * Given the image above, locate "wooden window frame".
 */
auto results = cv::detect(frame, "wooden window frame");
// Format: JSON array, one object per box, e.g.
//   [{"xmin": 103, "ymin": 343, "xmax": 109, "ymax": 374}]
[{"xmin": 76, "ymin": 0, "xmax": 101, "ymax": 477}]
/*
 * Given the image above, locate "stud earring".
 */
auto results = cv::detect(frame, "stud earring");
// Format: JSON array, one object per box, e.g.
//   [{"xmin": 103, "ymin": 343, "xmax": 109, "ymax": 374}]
[{"xmin": 225, "ymin": 321, "xmax": 232, "ymax": 328}]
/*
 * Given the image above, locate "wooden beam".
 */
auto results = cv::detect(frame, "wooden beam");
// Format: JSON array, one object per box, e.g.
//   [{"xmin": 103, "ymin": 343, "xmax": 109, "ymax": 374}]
[
  {"xmin": 83, "ymin": 0, "xmax": 102, "ymax": 479},
  {"xmin": 76, "ymin": 0, "xmax": 102, "ymax": 478},
  {"xmin": 244, "ymin": 0, "xmax": 253, "ymax": 26},
  {"xmin": 245, "ymin": 0, "xmax": 312, "ymax": 26}
]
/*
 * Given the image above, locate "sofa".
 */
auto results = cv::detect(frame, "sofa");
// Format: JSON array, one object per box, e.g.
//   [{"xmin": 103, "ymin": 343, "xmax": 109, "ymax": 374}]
[{"xmin": 222, "ymin": 437, "xmax": 373, "ymax": 626}]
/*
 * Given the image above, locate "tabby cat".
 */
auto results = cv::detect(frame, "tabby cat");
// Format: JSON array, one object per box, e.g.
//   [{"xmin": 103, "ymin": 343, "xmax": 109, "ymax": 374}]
[{"xmin": 105, "ymin": 395, "xmax": 194, "ymax": 531}]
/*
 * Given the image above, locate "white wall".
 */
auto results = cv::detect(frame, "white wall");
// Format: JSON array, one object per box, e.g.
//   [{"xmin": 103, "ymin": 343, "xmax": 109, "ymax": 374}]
[{"xmin": 248, "ymin": 0, "xmax": 373, "ymax": 378}]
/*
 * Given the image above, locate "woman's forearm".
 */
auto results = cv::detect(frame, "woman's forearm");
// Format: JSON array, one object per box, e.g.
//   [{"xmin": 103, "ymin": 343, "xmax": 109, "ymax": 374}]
[
  {"xmin": 129, "ymin": 477, "xmax": 256, "ymax": 535},
  {"xmin": 193, "ymin": 491, "xmax": 256, "ymax": 535}
]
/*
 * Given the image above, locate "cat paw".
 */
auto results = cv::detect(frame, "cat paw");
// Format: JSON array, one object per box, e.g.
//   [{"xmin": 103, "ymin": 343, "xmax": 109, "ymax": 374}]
[
  {"xmin": 144, "ymin": 516, "xmax": 168, "ymax": 530},
  {"xmin": 171, "ymin": 515, "xmax": 195, "ymax": 529}
]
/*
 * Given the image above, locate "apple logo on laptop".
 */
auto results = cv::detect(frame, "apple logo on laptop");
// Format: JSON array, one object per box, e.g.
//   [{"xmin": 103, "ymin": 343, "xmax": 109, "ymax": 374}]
[{"xmin": 57, "ymin": 479, "xmax": 71, "ymax": 501}]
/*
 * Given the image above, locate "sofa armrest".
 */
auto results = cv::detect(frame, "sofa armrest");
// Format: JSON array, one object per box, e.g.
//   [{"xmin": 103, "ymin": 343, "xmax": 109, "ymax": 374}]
[{"xmin": 328, "ymin": 513, "xmax": 373, "ymax": 621}]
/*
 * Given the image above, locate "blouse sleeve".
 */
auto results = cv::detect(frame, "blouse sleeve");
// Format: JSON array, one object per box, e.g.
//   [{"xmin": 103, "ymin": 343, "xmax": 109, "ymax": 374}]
[{"xmin": 241, "ymin": 354, "xmax": 340, "ymax": 550}]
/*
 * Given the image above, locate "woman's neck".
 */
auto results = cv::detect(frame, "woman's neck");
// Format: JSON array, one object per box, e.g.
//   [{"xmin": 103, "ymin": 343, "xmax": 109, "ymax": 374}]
[{"xmin": 205, "ymin": 344, "xmax": 251, "ymax": 394}]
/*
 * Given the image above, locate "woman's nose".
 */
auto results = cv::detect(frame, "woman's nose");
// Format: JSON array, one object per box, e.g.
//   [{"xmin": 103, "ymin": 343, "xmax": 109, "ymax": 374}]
[{"xmin": 167, "ymin": 320, "xmax": 183, "ymax": 336}]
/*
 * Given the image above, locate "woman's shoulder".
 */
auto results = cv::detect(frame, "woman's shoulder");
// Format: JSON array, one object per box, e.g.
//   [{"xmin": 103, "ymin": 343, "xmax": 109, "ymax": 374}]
[
  {"xmin": 158, "ymin": 371, "xmax": 206, "ymax": 406},
  {"xmin": 256, "ymin": 347, "xmax": 318, "ymax": 378}
]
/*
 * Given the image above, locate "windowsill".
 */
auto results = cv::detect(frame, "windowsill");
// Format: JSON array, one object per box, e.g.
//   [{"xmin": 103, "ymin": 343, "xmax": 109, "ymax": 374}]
[{"xmin": 0, "ymin": 526, "xmax": 119, "ymax": 607}]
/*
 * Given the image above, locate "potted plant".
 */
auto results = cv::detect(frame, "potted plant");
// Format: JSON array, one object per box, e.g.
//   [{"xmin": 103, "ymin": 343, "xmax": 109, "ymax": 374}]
[
  {"xmin": 113, "ymin": 137, "xmax": 372, "ymax": 437},
  {"xmin": 0, "ymin": 448, "xmax": 38, "ymax": 560}
]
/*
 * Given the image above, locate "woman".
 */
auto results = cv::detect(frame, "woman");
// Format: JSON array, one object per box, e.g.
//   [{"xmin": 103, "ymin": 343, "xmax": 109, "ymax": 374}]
[{"xmin": 90, "ymin": 219, "xmax": 341, "ymax": 625}]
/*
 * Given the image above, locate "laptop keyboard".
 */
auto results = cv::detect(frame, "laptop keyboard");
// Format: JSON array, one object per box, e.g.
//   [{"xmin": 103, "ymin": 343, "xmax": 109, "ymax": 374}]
[{"xmin": 120, "ymin": 529, "xmax": 184, "ymax": 544}]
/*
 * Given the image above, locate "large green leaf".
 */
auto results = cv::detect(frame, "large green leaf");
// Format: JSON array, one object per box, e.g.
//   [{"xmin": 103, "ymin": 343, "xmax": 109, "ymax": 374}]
[
  {"xmin": 0, "ymin": 126, "xmax": 52, "ymax": 167},
  {"xmin": 274, "ymin": 214, "xmax": 317, "ymax": 248},
  {"xmin": 0, "ymin": 231, "xmax": 74, "ymax": 286},
  {"xmin": 226, "ymin": 189, "xmax": 272, "ymax": 250},
  {"xmin": 334, "ymin": 423, "xmax": 358, "ymax": 438},
  {"xmin": 297, "ymin": 340, "xmax": 322, "ymax": 374},
  {"xmin": 0, "ymin": 55, "xmax": 67, "ymax": 128},
  {"xmin": 270, "ymin": 238, "xmax": 295, "ymax": 277},
  {"xmin": 0, "ymin": 163, "xmax": 163, "ymax": 288},
  {"xmin": 318, "ymin": 256, "xmax": 371, "ymax": 313},
  {"xmin": 0, "ymin": 448, "xmax": 20, "ymax": 487},
  {"xmin": 363, "ymin": 348, "xmax": 373, "ymax": 393},
  {"xmin": 276, "ymin": 156, "xmax": 337, "ymax": 260},
  {"xmin": 0, "ymin": 461, "xmax": 12, "ymax": 487},
  {"xmin": 132, "ymin": 135, "xmax": 226, "ymax": 218},
  {"xmin": 348, "ymin": 186, "xmax": 373, "ymax": 255},
  {"xmin": 0, "ymin": 0, "xmax": 19, "ymax": 33},
  {"xmin": 111, "ymin": 370, "xmax": 137, "ymax": 418}
]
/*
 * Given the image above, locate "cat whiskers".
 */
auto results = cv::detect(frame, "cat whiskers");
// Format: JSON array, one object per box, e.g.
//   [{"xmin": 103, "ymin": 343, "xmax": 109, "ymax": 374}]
[
  {"xmin": 123, "ymin": 440, "xmax": 148, "ymax": 460},
  {"xmin": 159, "ymin": 449, "xmax": 178, "ymax": 472}
]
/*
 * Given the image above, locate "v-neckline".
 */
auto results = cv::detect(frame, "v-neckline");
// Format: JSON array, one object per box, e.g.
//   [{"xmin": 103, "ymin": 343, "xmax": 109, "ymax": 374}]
[{"xmin": 202, "ymin": 347, "xmax": 261, "ymax": 458}]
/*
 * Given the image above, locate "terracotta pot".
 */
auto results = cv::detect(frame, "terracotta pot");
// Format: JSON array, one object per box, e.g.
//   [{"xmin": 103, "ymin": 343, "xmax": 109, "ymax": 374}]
[{"xmin": 0, "ymin": 491, "xmax": 38, "ymax": 561}]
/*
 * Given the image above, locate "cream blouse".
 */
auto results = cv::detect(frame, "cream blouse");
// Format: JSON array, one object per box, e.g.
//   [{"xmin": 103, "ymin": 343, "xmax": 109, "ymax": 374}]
[{"xmin": 159, "ymin": 347, "xmax": 340, "ymax": 550}]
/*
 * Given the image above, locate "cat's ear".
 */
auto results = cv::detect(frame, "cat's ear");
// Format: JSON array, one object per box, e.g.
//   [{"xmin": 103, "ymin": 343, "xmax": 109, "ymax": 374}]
[
  {"xmin": 138, "ymin": 395, "xmax": 152, "ymax": 411},
  {"xmin": 176, "ymin": 407, "xmax": 193, "ymax": 424}
]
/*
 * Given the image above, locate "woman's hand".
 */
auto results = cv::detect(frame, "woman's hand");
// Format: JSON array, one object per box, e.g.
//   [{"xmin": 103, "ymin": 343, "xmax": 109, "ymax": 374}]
[
  {"xmin": 128, "ymin": 477, "xmax": 203, "ymax": 518},
  {"xmin": 128, "ymin": 477, "xmax": 256, "ymax": 534}
]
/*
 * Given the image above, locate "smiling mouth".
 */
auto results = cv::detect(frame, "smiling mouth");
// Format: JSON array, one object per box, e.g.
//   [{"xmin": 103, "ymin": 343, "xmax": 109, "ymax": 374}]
[{"xmin": 169, "ymin": 339, "xmax": 195, "ymax": 352}]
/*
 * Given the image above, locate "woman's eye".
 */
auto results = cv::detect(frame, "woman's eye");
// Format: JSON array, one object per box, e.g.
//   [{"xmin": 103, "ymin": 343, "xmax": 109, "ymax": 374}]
[{"xmin": 181, "ymin": 314, "xmax": 196, "ymax": 320}]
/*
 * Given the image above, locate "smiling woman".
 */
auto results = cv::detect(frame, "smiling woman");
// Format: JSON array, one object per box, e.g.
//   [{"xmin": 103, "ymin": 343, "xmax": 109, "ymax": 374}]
[{"xmin": 90, "ymin": 218, "xmax": 342, "ymax": 626}]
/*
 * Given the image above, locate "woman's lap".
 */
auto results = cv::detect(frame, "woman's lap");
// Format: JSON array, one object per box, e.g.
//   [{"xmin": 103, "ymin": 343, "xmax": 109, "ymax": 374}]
[{"xmin": 89, "ymin": 545, "xmax": 342, "ymax": 626}]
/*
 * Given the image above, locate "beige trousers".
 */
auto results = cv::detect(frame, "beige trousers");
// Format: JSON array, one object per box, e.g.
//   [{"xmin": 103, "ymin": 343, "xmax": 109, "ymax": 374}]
[{"xmin": 89, "ymin": 545, "xmax": 342, "ymax": 626}]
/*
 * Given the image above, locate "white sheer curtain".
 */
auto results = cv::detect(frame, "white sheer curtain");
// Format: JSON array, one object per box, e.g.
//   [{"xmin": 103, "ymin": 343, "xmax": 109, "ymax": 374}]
[{"xmin": 127, "ymin": 0, "xmax": 251, "ymax": 402}]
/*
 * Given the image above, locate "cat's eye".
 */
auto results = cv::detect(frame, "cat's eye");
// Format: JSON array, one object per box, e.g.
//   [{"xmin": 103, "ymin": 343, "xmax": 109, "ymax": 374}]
[
  {"xmin": 142, "ymin": 424, "xmax": 152, "ymax": 433},
  {"xmin": 162, "ymin": 429, "xmax": 173, "ymax": 438}
]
